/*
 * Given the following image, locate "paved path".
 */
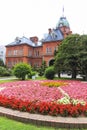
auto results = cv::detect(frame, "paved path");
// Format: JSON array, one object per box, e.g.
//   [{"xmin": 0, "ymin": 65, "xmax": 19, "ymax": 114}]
[
  {"xmin": 0, "ymin": 76, "xmax": 17, "ymax": 80},
  {"xmin": 59, "ymin": 74, "xmax": 82, "ymax": 79}
]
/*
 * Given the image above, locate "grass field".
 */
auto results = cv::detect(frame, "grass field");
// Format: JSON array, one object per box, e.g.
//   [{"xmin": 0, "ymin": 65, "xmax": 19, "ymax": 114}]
[{"xmin": 0, "ymin": 116, "xmax": 86, "ymax": 130}]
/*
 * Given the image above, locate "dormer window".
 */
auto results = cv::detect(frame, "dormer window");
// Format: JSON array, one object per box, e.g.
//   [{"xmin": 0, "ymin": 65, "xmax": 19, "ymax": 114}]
[
  {"xmin": 51, "ymin": 30, "xmax": 57, "ymax": 39},
  {"xmin": 59, "ymin": 23, "xmax": 63, "ymax": 27},
  {"xmin": 15, "ymin": 37, "xmax": 21, "ymax": 44}
]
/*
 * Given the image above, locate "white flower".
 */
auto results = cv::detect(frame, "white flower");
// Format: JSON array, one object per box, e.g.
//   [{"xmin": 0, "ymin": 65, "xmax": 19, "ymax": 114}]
[{"xmin": 57, "ymin": 96, "xmax": 71, "ymax": 104}]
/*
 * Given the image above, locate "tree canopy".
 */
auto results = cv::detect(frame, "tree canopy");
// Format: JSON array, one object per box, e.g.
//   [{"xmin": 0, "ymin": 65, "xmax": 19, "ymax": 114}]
[
  {"xmin": 54, "ymin": 34, "xmax": 80, "ymax": 79},
  {"xmin": 78, "ymin": 35, "xmax": 87, "ymax": 80},
  {"xmin": 13, "ymin": 63, "xmax": 31, "ymax": 80},
  {"xmin": 54, "ymin": 34, "xmax": 87, "ymax": 80}
]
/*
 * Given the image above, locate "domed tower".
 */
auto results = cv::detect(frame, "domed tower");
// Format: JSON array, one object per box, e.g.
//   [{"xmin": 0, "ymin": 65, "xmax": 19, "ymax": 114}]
[{"xmin": 56, "ymin": 15, "xmax": 72, "ymax": 38}]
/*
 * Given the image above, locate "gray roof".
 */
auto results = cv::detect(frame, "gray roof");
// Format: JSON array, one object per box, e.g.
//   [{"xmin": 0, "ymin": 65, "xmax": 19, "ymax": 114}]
[
  {"xmin": 6, "ymin": 28, "xmax": 64, "ymax": 47},
  {"xmin": 6, "ymin": 36, "xmax": 42, "ymax": 47},
  {"xmin": 42, "ymin": 28, "xmax": 64, "ymax": 42}
]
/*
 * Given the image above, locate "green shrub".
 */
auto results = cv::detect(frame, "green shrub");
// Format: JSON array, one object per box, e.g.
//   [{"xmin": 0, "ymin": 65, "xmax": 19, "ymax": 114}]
[
  {"xmin": 0, "ymin": 66, "xmax": 5, "ymax": 76},
  {"xmin": 13, "ymin": 63, "xmax": 31, "ymax": 80},
  {"xmin": 0, "ymin": 66, "xmax": 12, "ymax": 77},
  {"xmin": 28, "ymin": 71, "xmax": 36, "ymax": 79},
  {"xmin": 3, "ymin": 69, "xmax": 12, "ymax": 76},
  {"xmin": 0, "ymin": 59, "xmax": 4, "ymax": 66},
  {"xmin": 45, "ymin": 66, "xmax": 55, "ymax": 79},
  {"xmin": 38, "ymin": 61, "xmax": 47, "ymax": 76}
]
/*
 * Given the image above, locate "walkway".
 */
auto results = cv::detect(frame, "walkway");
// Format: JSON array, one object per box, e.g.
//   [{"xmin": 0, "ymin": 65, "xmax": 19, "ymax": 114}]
[
  {"xmin": 0, "ymin": 106, "xmax": 87, "ymax": 129},
  {"xmin": 0, "ymin": 76, "xmax": 17, "ymax": 80}
]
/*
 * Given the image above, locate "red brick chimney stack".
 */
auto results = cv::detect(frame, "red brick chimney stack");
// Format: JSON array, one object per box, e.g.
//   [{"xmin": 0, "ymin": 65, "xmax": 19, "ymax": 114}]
[
  {"xmin": 30, "ymin": 36, "xmax": 38, "ymax": 45},
  {"xmin": 48, "ymin": 28, "xmax": 52, "ymax": 34}
]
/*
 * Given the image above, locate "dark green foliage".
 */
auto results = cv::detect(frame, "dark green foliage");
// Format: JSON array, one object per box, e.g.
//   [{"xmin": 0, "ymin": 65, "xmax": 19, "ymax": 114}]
[
  {"xmin": 28, "ymin": 71, "xmax": 36, "ymax": 79},
  {"xmin": 54, "ymin": 34, "xmax": 87, "ymax": 80},
  {"xmin": 39, "ymin": 61, "xmax": 47, "ymax": 76},
  {"xmin": 54, "ymin": 49, "xmax": 58, "ymax": 56},
  {"xmin": 78, "ymin": 35, "xmax": 87, "ymax": 80},
  {"xmin": 49, "ymin": 59, "xmax": 55, "ymax": 66},
  {"xmin": 13, "ymin": 63, "xmax": 31, "ymax": 80},
  {"xmin": 45, "ymin": 66, "xmax": 55, "ymax": 79},
  {"xmin": 0, "ymin": 59, "xmax": 4, "ymax": 66},
  {"xmin": 54, "ymin": 34, "xmax": 80, "ymax": 79}
]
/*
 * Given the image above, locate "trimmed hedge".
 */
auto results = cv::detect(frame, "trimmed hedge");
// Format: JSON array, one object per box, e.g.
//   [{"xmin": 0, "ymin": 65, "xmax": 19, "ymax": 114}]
[{"xmin": 45, "ymin": 66, "xmax": 55, "ymax": 79}]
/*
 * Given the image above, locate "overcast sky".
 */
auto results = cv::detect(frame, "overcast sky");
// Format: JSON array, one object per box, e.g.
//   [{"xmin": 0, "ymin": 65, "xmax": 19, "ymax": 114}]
[{"xmin": 0, "ymin": 0, "xmax": 87, "ymax": 45}]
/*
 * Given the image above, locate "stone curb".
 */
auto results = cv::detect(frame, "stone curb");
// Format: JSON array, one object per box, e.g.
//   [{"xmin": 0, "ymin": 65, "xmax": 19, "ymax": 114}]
[{"xmin": 0, "ymin": 107, "xmax": 87, "ymax": 128}]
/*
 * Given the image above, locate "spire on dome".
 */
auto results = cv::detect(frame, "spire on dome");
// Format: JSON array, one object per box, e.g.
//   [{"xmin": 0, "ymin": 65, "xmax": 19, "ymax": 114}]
[
  {"xmin": 62, "ymin": 6, "xmax": 64, "ymax": 17},
  {"xmin": 56, "ymin": 6, "xmax": 70, "ymax": 28}
]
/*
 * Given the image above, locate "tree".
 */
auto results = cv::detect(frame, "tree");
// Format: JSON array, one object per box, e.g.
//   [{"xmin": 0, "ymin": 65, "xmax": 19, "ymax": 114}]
[
  {"xmin": 0, "ymin": 59, "xmax": 4, "ymax": 66},
  {"xmin": 13, "ymin": 63, "xmax": 31, "ymax": 80},
  {"xmin": 54, "ymin": 34, "xmax": 80, "ymax": 79},
  {"xmin": 45, "ymin": 66, "xmax": 55, "ymax": 79},
  {"xmin": 78, "ymin": 35, "xmax": 87, "ymax": 80},
  {"xmin": 38, "ymin": 61, "xmax": 47, "ymax": 76},
  {"xmin": 54, "ymin": 53, "xmax": 65, "ymax": 78}
]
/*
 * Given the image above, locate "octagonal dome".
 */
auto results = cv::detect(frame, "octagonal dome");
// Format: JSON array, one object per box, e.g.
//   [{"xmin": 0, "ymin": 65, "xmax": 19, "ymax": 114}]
[{"xmin": 56, "ymin": 16, "xmax": 70, "ymax": 28}]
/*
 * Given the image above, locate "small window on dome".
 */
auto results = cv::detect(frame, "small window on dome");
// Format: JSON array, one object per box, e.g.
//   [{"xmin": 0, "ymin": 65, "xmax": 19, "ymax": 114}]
[{"xmin": 59, "ymin": 23, "xmax": 63, "ymax": 27}]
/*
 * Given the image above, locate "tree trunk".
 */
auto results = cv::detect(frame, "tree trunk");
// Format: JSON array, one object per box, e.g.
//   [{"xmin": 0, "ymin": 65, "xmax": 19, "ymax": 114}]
[
  {"xmin": 58, "ymin": 72, "xmax": 61, "ymax": 78},
  {"xmin": 22, "ymin": 76, "xmax": 25, "ymax": 80},
  {"xmin": 72, "ymin": 70, "xmax": 77, "ymax": 79},
  {"xmin": 84, "ymin": 73, "xmax": 87, "ymax": 81}
]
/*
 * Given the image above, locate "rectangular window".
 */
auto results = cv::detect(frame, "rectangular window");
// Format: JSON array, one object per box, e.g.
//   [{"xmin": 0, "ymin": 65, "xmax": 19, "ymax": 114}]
[
  {"xmin": 28, "ymin": 50, "xmax": 32, "ymax": 57},
  {"xmin": 34, "ymin": 50, "xmax": 39, "ymax": 57},
  {"xmin": 14, "ymin": 50, "xmax": 17, "ymax": 55},
  {"xmin": 19, "ymin": 49, "xmax": 23, "ymax": 56},
  {"xmin": 8, "ymin": 50, "xmax": 12, "ymax": 56},
  {"xmin": 46, "ymin": 47, "xmax": 52, "ymax": 54}
]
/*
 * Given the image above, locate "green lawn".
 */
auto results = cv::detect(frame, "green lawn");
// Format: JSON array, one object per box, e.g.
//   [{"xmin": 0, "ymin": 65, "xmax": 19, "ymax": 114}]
[
  {"xmin": 0, "ymin": 79, "xmax": 18, "ymax": 84},
  {"xmin": 0, "ymin": 116, "xmax": 85, "ymax": 130}
]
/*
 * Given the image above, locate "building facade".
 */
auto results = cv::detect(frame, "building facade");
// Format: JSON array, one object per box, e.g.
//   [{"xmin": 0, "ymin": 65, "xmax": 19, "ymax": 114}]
[{"xmin": 5, "ymin": 16, "xmax": 72, "ymax": 68}]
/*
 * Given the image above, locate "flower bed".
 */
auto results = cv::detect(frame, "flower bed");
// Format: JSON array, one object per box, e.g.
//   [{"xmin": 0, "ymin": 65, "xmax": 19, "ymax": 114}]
[
  {"xmin": 41, "ymin": 81, "xmax": 68, "ymax": 87},
  {"xmin": 0, "ymin": 81, "xmax": 62, "ymax": 102},
  {"xmin": 0, "ymin": 80, "xmax": 87, "ymax": 117},
  {"xmin": 61, "ymin": 81, "xmax": 87, "ymax": 101}
]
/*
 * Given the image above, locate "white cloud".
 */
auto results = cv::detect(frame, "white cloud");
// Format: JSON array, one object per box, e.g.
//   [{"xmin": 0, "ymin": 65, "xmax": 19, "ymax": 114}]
[{"xmin": 0, "ymin": 0, "xmax": 87, "ymax": 45}]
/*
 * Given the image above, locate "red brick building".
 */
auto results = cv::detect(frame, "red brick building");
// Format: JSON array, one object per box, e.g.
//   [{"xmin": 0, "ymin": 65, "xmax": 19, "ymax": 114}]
[{"xmin": 5, "ymin": 16, "xmax": 72, "ymax": 68}]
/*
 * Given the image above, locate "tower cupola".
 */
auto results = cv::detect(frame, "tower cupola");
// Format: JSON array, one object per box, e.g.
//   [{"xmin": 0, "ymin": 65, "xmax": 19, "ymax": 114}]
[
  {"xmin": 56, "ymin": 16, "xmax": 72, "ymax": 38},
  {"xmin": 56, "ymin": 16, "xmax": 70, "ymax": 28}
]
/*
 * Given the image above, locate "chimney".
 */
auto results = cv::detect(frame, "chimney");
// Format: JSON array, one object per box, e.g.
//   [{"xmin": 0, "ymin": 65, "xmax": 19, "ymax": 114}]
[
  {"xmin": 30, "ymin": 36, "xmax": 38, "ymax": 45},
  {"xmin": 48, "ymin": 28, "xmax": 52, "ymax": 34}
]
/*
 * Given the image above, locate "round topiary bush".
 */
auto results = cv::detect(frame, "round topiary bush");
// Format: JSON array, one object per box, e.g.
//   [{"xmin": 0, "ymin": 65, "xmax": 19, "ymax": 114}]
[
  {"xmin": 45, "ymin": 66, "xmax": 55, "ymax": 79},
  {"xmin": 13, "ymin": 63, "xmax": 31, "ymax": 80}
]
